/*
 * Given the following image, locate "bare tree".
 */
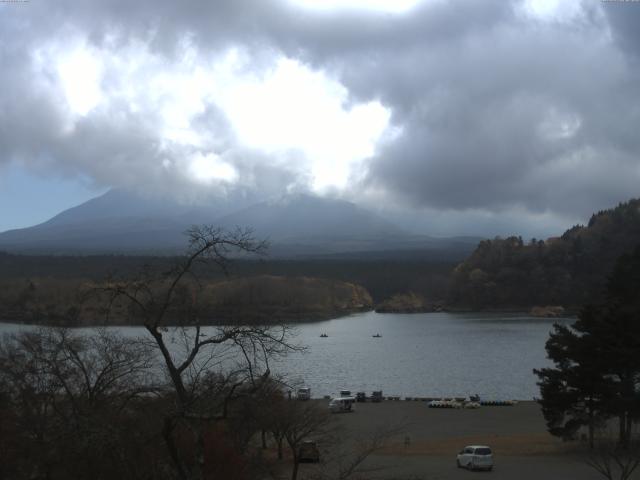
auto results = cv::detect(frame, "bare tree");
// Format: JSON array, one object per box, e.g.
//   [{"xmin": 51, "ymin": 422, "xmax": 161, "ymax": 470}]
[
  {"xmin": 264, "ymin": 396, "xmax": 333, "ymax": 480},
  {"xmin": 0, "ymin": 327, "xmax": 157, "ymax": 480},
  {"xmin": 102, "ymin": 225, "xmax": 301, "ymax": 480}
]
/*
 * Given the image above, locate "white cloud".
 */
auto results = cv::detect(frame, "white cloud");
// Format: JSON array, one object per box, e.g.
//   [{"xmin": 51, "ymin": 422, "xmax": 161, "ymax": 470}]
[
  {"xmin": 55, "ymin": 46, "xmax": 104, "ymax": 116},
  {"xmin": 538, "ymin": 108, "xmax": 582, "ymax": 140},
  {"xmin": 30, "ymin": 39, "xmax": 393, "ymax": 194},
  {"xmin": 217, "ymin": 57, "xmax": 391, "ymax": 191},
  {"xmin": 187, "ymin": 152, "xmax": 238, "ymax": 183},
  {"xmin": 520, "ymin": 0, "xmax": 585, "ymax": 22},
  {"xmin": 289, "ymin": 0, "xmax": 423, "ymax": 13}
]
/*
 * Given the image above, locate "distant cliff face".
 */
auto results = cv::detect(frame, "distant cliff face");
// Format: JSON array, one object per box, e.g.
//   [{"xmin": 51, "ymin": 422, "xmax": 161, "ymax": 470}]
[{"xmin": 448, "ymin": 198, "xmax": 640, "ymax": 309}]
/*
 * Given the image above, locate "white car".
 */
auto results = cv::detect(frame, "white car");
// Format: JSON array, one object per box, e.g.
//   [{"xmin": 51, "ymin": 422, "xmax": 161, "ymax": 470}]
[{"xmin": 456, "ymin": 445, "xmax": 493, "ymax": 471}]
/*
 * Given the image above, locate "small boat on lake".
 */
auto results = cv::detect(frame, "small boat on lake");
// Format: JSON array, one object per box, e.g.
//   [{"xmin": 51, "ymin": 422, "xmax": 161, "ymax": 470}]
[
  {"xmin": 320, "ymin": 333, "xmax": 328, "ymax": 338},
  {"xmin": 372, "ymin": 333, "xmax": 382, "ymax": 338}
]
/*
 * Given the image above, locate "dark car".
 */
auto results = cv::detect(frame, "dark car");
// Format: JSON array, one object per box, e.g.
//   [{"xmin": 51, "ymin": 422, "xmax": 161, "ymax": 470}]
[
  {"xmin": 371, "ymin": 390, "xmax": 383, "ymax": 403},
  {"xmin": 298, "ymin": 440, "xmax": 320, "ymax": 463},
  {"xmin": 356, "ymin": 392, "xmax": 366, "ymax": 402}
]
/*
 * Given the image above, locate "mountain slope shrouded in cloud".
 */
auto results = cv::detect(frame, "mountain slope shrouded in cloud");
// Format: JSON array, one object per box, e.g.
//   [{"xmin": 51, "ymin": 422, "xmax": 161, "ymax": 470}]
[
  {"xmin": 216, "ymin": 193, "xmax": 403, "ymax": 240},
  {"xmin": 0, "ymin": 189, "xmax": 481, "ymax": 258}
]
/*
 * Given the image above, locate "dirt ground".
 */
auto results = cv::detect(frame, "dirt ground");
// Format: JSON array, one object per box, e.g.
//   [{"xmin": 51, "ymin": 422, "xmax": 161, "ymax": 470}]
[{"xmin": 290, "ymin": 400, "xmax": 607, "ymax": 480}]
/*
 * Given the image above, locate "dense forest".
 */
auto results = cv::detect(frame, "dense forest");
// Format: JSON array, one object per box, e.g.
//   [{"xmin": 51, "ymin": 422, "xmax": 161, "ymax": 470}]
[
  {"xmin": 0, "ymin": 253, "xmax": 454, "ymax": 302},
  {"xmin": 449, "ymin": 199, "xmax": 640, "ymax": 310},
  {"xmin": 0, "ymin": 275, "xmax": 374, "ymax": 326},
  {"xmin": 0, "ymin": 253, "xmax": 454, "ymax": 325}
]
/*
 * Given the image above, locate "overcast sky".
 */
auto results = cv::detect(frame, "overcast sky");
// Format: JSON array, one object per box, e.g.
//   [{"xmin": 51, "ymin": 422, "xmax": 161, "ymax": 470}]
[{"xmin": 0, "ymin": 0, "xmax": 639, "ymax": 237}]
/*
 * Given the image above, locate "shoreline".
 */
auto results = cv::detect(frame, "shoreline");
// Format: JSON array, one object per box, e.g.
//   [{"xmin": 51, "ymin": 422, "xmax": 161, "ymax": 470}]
[{"xmin": 0, "ymin": 307, "xmax": 573, "ymax": 328}]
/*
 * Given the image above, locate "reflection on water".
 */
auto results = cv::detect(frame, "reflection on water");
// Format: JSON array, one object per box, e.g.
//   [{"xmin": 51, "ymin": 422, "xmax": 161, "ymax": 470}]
[{"xmin": 0, "ymin": 311, "xmax": 571, "ymax": 400}]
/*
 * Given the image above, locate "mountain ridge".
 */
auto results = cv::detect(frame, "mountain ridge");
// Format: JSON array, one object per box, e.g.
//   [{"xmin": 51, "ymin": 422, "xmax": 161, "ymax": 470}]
[{"xmin": 0, "ymin": 189, "xmax": 481, "ymax": 258}]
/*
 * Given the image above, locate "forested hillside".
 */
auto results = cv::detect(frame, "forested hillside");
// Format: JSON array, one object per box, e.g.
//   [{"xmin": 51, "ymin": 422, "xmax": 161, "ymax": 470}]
[
  {"xmin": 448, "ymin": 199, "xmax": 640, "ymax": 309},
  {"xmin": 0, "ymin": 253, "xmax": 454, "ymax": 303},
  {"xmin": 0, "ymin": 275, "xmax": 372, "ymax": 326}
]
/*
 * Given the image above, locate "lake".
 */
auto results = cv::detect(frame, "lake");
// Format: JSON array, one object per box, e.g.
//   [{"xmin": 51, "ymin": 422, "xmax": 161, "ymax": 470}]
[{"xmin": 0, "ymin": 311, "xmax": 571, "ymax": 400}]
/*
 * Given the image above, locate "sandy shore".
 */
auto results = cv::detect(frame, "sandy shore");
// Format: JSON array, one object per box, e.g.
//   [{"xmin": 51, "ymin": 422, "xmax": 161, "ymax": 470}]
[{"xmin": 292, "ymin": 400, "xmax": 604, "ymax": 480}]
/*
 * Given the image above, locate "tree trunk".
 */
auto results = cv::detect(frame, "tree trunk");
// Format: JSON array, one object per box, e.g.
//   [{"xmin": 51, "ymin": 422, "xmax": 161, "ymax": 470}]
[
  {"xmin": 163, "ymin": 417, "xmax": 188, "ymax": 480},
  {"xmin": 277, "ymin": 437, "xmax": 284, "ymax": 460},
  {"xmin": 619, "ymin": 414, "xmax": 628, "ymax": 448},
  {"xmin": 261, "ymin": 429, "xmax": 267, "ymax": 449},
  {"xmin": 588, "ymin": 402, "xmax": 595, "ymax": 450},
  {"xmin": 193, "ymin": 421, "xmax": 205, "ymax": 480},
  {"xmin": 290, "ymin": 455, "xmax": 299, "ymax": 480}
]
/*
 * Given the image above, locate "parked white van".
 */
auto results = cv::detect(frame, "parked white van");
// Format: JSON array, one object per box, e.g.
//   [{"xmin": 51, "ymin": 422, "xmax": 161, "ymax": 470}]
[
  {"xmin": 328, "ymin": 396, "xmax": 355, "ymax": 413},
  {"xmin": 456, "ymin": 445, "xmax": 493, "ymax": 471}
]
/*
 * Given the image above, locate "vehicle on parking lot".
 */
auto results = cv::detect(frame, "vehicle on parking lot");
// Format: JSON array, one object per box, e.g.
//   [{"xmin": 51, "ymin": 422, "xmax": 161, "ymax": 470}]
[
  {"xmin": 429, "ymin": 398, "xmax": 462, "ymax": 408},
  {"xmin": 456, "ymin": 445, "xmax": 493, "ymax": 471},
  {"xmin": 339, "ymin": 389, "xmax": 351, "ymax": 397},
  {"xmin": 298, "ymin": 440, "xmax": 320, "ymax": 463},
  {"xmin": 329, "ymin": 396, "xmax": 355, "ymax": 413},
  {"xmin": 371, "ymin": 390, "xmax": 383, "ymax": 402},
  {"xmin": 297, "ymin": 387, "xmax": 311, "ymax": 400},
  {"xmin": 356, "ymin": 392, "xmax": 366, "ymax": 402}
]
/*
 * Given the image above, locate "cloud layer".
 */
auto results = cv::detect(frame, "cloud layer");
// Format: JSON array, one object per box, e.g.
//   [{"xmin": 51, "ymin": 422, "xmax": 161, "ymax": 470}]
[{"xmin": 1, "ymin": 0, "xmax": 639, "ymax": 235}]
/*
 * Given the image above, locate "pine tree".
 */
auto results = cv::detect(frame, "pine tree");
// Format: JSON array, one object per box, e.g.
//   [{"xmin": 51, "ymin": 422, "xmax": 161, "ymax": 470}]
[{"xmin": 535, "ymin": 246, "xmax": 640, "ymax": 448}]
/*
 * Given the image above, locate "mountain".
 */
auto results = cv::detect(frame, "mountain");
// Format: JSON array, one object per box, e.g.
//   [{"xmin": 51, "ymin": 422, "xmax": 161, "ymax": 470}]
[
  {"xmin": 216, "ymin": 193, "xmax": 402, "ymax": 241},
  {"xmin": 0, "ymin": 189, "xmax": 246, "ymax": 254},
  {"xmin": 448, "ymin": 198, "xmax": 640, "ymax": 309},
  {"xmin": 0, "ymin": 189, "xmax": 481, "ymax": 258}
]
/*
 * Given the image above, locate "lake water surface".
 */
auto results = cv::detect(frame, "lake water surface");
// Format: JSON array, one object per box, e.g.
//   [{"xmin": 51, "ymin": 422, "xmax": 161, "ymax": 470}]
[{"xmin": 0, "ymin": 311, "xmax": 571, "ymax": 400}]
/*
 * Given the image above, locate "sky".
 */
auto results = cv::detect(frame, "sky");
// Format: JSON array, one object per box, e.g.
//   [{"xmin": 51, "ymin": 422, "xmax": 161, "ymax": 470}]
[{"xmin": 0, "ymin": 0, "xmax": 639, "ymax": 237}]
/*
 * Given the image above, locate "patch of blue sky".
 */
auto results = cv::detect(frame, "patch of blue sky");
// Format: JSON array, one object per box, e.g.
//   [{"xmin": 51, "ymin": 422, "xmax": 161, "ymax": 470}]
[{"xmin": 0, "ymin": 163, "xmax": 104, "ymax": 232}]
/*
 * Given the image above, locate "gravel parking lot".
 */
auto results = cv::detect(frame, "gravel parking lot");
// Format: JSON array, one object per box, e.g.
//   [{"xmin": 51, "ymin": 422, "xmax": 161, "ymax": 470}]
[{"xmin": 293, "ymin": 400, "xmax": 604, "ymax": 480}]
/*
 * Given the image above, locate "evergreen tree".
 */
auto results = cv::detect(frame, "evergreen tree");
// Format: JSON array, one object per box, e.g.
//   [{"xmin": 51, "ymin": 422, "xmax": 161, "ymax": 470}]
[
  {"xmin": 535, "ymin": 246, "xmax": 640, "ymax": 448},
  {"xmin": 535, "ymin": 318, "xmax": 612, "ymax": 448}
]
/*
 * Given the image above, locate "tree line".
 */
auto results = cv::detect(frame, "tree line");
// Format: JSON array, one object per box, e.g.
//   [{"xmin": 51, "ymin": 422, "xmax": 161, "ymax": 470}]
[{"xmin": 0, "ymin": 252, "xmax": 455, "ymax": 305}]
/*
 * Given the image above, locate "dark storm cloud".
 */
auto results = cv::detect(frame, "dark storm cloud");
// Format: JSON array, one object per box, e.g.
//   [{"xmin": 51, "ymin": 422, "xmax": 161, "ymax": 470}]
[
  {"xmin": 603, "ymin": 1, "xmax": 640, "ymax": 59},
  {"xmin": 358, "ymin": 13, "xmax": 640, "ymax": 217},
  {"xmin": 1, "ymin": 0, "xmax": 639, "ymax": 233}
]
